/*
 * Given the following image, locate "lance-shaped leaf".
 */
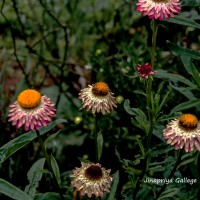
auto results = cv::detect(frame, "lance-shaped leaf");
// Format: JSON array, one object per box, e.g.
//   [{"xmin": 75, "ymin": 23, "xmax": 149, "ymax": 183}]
[
  {"xmin": 166, "ymin": 15, "xmax": 200, "ymax": 29},
  {"xmin": 0, "ymin": 178, "xmax": 32, "ymax": 200},
  {"xmin": 25, "ymin": 158, "xmax": 46, "ymax": 197},
  {"xmin": 50, "ymin": 155, "xmax": 61, "ymax": 186},
  {"xmin": 167, "ymin": 41, "xmax": 200, "ymax": 60},
  {"xmin": 0, "ymin": 119, "xmax": 67, "ymax": 163},
  {"xmin": 170, "ymin": 99, "xmax": 200, "ymax": 114}
]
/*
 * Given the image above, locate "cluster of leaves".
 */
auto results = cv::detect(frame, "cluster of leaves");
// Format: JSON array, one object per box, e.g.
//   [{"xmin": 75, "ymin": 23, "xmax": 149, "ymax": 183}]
[{"xmin": 0, "ymin": 0, "xmax": 200, "ymax": 199}]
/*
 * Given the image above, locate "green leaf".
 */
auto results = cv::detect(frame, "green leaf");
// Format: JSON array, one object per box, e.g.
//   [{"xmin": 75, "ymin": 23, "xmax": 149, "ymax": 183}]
[
  {"xmin": 135, "ymin": 184, "xmax": 151, "ymax": 200},
  {"xmin": 25, "ymin": 158, "xmax": 45, "ymax": 197},
  {"xmin": 124, "ymin": 100, "xmax": 148, "ymax": 132},
  {"xmin": 34, "ymin": 192, "xmax": 61, "ymax": 200},
  {"xmin": 0, "ymin": 178, "xmax": 32, "ymax": 200},
  {"xmin": 39, "ymin": 119, "xmax": 67, "ymax": 135},
  {"xmin": 124, "ymin": 99, "xmax": 136, "ymax": 116},
  {"xmin": 50, "ymin": 155, "xmax": 61, "ymax": 186},
  {"xmin": 97, "ymin": 131, "xmax": 103, "ymax": 161},
  {"xmin": 166, "ymin": 15, "xmax": 200, "ymax": 29},
  {"xmin": 103, "ymin": 171, "xmax": 119, "ymax": 200},
  {"xmin": 167, "ymin": 41, "xmax": 200, "ymax": 60},
  {"xmin": 115, "ymin": 148, "xmax": 123, "ymax": 163},
  {"xmin": 136, "ymin": 139, "xmax": 145, "ymax": 156},
  {"xmin": 34, "ymin": 169, "xmax": 50, "ymax": 174},
  {"xmin": 0, "ymin": 119, "xmax": 67, "ymax": 163},
  {"xmin": 149, "ymin": 157, "xmax": 174, "ymax": 168},
  {"xmin": 183, "ymin": 0, "xmax": 200, "ymax": 7},
  {"xmin": 148, "ymin": 165, "xmax": 166, "ymax": 172},
  {"xmin": 157, "ymin": 188, "xmax": 180, "ymax": 200},
  {"xmin": 157, "ymin": 113, "xmax": 181, "ymax": 123},
  {"xmin": 189, "ymin": 164, "xmax": 200, "ymax": 186},
  {"xmin": 151, "ymin": 93, "xmax": 160, "ymax": 117},
  {"xmin": 122, "ymin": 189, "xmax": 133, "ymax": 200},
  {"xmin": 187, "ymin": 63, "xmax": 200, "ymax": 88},
  {"xmin": 152, "ymin": 125, "xmax": 166, "ymax": 141},
  {"xmin": 169, "ymin": 83, "xmax": 195, "ymax": 100},
  {"xmin": 44, "ymin": 130, "xmax": 62, "ymax": 146},
  {"xmin": 177, "ymin": 157, "xmax": 195, "ymax": 169},
  {"xmin": 156, "ymin": 70, "xmax": 197, "ymax": 88},
  {"xmin": 158, "ymin": 88, "xmax": 171, "ymax": 111},
  {"xmin": 170, "ymin": 99, "xmax": 200, "ymax": 114},
  {"xmin": 180, "ymin": 55, "xmax": 200, "ymax": 88},
  {"xmin": 107, "ymin": 171, "xmax": 119, "ymax": 200}
]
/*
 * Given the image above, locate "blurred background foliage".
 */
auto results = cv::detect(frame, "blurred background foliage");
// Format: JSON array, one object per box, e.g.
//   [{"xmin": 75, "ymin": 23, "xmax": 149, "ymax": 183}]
[{"xmin": 0, "ymin": 0, "xmax": 200, "ymax": 199}]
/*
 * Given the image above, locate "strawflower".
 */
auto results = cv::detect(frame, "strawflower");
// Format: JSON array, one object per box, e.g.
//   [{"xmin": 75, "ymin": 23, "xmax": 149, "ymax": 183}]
[
  {"xmin": 71, "ymin": 162, "xmax": 112, "ymax": 198},
  {"xmin": 163, "ymin": 114, "xmax": 200, "ymax": 152},
  {"xmin": 136, "ymin": 0, "xmax": 182, "ymax": 21},
  {"xmin": 8, "ymin": 89, "xmax": 56, "ymax": 131},
  {"xmin": 79, "ymin": 82, "xmax": 117, "ymax": 114},
  {"xmin": 136, "ymin": 63, "xmax": 156, "ymax": 79}
]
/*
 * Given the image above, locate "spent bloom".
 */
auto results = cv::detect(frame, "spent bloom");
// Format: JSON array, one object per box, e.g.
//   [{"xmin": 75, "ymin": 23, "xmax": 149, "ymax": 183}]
[
  {"xmin": 136, "ymin": 0, "xmax": 182, "ymax": 21},
  {"xmin": 163, "ymin": 114, "xmax": 200, "ymax": 152},
  {"xmin": 79, "ymin": 82, "xmax": 117, "ymax": 115},
  {"xmin": 8, "ymin": 89, "xmax": 56, "ymax": 131},
  {"xmin": 70, "ymin": 162, "xmax": 112, "ymax": 198},
  {"xmin": 136, "ymin": 63, "xmax": 156, "ymax": 79}
]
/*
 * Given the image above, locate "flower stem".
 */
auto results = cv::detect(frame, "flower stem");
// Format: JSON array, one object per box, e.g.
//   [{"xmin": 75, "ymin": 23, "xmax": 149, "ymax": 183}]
[
  {"xmin": 94, "ymin": 114, "xmax": 100, "ymax": 162},
  {"xmin": 144, "ymin": 19, "xmax": 158, "ymax": 168},
  {"xmin": 133, "ymin": 20, "xmax": 158, "ymax": 198},
  {"xmin": 36, "ymin": 130, "xmax": 64, "ymax": 200},
  {"xmin": 151, "ymin": 20, "xmax": 158, "ymax": 70},
  {"xmin": 156, "ymin": 149, "xmax": 184, "ymax": 199},
  {"xmin": 146, "ymin": 19, "xmax": 158, "ymax": 149}
]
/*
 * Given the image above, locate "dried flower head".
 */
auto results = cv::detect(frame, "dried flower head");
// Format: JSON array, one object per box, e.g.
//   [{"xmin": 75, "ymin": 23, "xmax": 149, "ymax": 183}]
[
  {"xmin": 163, "ymin": 114, "xmax": 200, "ymax": 152},
  {"xmin": 79, "ymin": 82, "xmax": 117, "ymax": 114},
  {"xmin": 71, "ymin": 162, "xmax": 112, "ymax": 198},
  {"xmin": 8, "ymin": 89, "xmax": 56, "ymax": 131},
  {"xmin": 136, "ymin": 63, "xmax": 156, "ymax": 79},
  {"xmin": 136, "ymin": 0, "xmax": 182, "ymax": 21}
]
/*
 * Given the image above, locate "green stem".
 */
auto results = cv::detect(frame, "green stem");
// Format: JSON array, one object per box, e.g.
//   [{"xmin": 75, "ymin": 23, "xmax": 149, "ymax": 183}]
[
  {"xmin": 94, "ymin": 114, "xmax": 100, "ymax": 162},
  {"xmin": 146, "ymin": 19, "xmax": 158, "ymax": 149},
  {"xmin": 156, "ymin": 149, "xmax": 184, "ymax": 199},
  {"xmin": 36, "ymin": 130, "xmax": 64, "ymax": 200},
  {"xmin": 133, "ymin": 20, "xmax": 158, "ymax": 199},
  {"xmin": 145, "ymin": 19, "xmax": 158, "ymax": 171},
  {"xmin": 151, "ymin": 20, "xmax": 158, "ymax": 70}
]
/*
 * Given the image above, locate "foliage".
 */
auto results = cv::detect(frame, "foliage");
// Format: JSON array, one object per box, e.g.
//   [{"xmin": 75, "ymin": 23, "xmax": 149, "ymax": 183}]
[{"xmin": 0, "ymin": 0, "xmax": 200, "ymax": 199}]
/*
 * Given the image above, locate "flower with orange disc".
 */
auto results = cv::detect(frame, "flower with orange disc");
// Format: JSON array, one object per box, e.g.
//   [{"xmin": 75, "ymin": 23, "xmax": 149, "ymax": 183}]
[
  {"xmin": 8, "ymin": 89, "xmax": 56, "ymax": 131},
  {"xmin": 70, "ymin": 162, "xmax": 112, "ymax": 198},
  {"xmin": 163, "ymin": 114, "xmax": 200, "ymax": 152},
  {"xmin": 136, "ymin": 0, "xmax": 182, "ymax": 21},
  {"xmin": 79, "ymin": 82, "xmax": 117, "ymax": 114}
]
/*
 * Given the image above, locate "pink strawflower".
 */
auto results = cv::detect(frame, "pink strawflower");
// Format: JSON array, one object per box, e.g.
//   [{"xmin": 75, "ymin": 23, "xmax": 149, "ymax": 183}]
[
  {"xmin": 70, "ymin": 162, "xmax": 112, "ymax": 198},
  {"xmin": 136, "ymin": 0, "xmax": 182, "ymax": 21},
  {"xmin": 163, "ymin": 114, "xmax": 200, "ymax": 153},
  {"xmin": 136, "ymin": 63, "xmax": 156, "ymax": 79},
  {"xmin": 79, "ymin": 82, "xmax": 117, "ymax": 115},
  {"xmin": 8, "ymin": 89, "xmax": 56, "ymax": 131}
]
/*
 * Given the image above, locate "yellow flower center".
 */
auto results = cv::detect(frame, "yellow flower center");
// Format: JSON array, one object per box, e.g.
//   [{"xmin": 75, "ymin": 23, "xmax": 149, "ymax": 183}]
[
  {"xmin": 92, "ymin": 82, "xmax": 109, "ymax": 96},
  {"xmin": 179, "ymin": 114, "xmax": 198, "ymax": 131},
  {"xmin": 17, "ymin": 89, "xmax": 41, "ymax": 109}
]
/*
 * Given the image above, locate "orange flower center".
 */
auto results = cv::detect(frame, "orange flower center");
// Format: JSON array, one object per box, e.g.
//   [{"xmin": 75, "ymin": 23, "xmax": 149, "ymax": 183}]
[
  {"xmin": 179, "ymin": 114, "xmax": 198, "ymax": 130},
  {"xmin": 17, "ymin": 89, "xmax": 41, "ymax": 109},
  {"xmin": 92, "ymin": 82, "xmax": 109, "ymax": 96},
  {"xmin": 153, "ymin": 0, "xmax": 168, "ymax": 3}
]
